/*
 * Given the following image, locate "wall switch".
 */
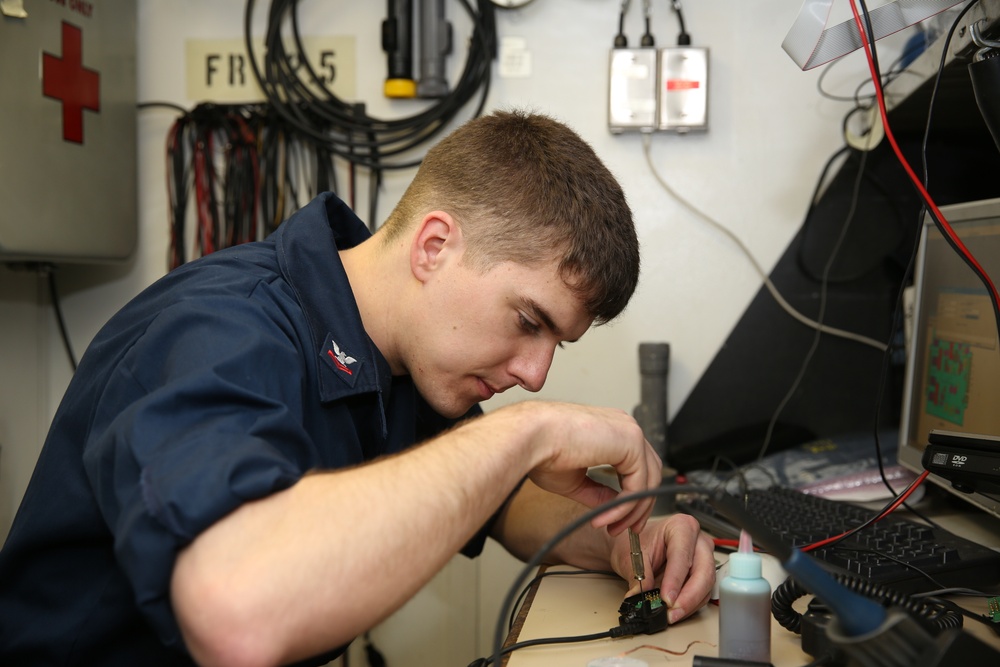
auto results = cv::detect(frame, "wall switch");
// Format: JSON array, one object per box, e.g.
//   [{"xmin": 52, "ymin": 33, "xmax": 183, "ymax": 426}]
[
  {"xmin": 658, "ymin": 46, "xmax": 709, "ymax": 133},
  {"xmin": 608, "ymin": 47, "xmax": 658, "ymax": 134}
]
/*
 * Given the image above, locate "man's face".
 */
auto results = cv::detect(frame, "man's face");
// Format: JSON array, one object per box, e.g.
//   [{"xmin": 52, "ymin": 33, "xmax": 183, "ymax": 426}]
[{"xmin": 404, "ymin": 256, "xmax": 593, "ymax": 418}]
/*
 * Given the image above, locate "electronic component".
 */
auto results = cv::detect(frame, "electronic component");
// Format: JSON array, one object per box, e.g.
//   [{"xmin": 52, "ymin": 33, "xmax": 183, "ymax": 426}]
[
  {"xmin": 382, "ymin": 0, "xmax": 417, "ymax": 98},
  {"xmin": 897, "ymin": 199, "xmax": 1000, "ymax": 523},
  {"xmin": 617, "ymin": 587, "xmax": 667, "ymax": 635},
  {"xmin": 658, "ymin": 46, "xmax": 708, "ymax": 133},
  {"xmin": 609, "ymin": 0, "xmax": 708, "ymax": 135},
  {"xmin": 989, "ymin": 597, "xmax": 1000, "ymax": 623},
  {"xmin": 608, "ymin": 47, "xmax": 658, "ymax": 133},
  {"xmin": 922, "ymin": 430, "xmax": 1000, "ymax": 495}
]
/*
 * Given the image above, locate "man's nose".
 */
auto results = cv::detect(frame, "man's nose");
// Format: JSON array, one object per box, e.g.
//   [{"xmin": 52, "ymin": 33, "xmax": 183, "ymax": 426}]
[{"xmin": 511, "ymin": 344, "xmax": 555, "ymax": 393}]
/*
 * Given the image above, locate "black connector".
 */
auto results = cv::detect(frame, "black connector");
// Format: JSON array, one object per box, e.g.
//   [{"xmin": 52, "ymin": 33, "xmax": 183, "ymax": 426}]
[
  {"xmin": 614, "ymin": 588, "xmax": 668, "ymax": 636},
  {"xmin": 640, "ymin": 16, "xmax": 654, "ymax": 47},
  {"xmin": 799, "ymin": 601, "xmax": 849, "ymax": 666},
  {"xmin": 671, "ymin": 0, "xmax": 692, "ymax": 45},
  {"xmin": 692, "ymin": 657, "xmax": 774, "ymax": 667}
]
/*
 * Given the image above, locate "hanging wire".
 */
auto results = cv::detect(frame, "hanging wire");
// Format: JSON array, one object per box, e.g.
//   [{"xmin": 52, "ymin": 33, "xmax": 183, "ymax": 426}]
[
  {"xmin": 155, "ymin": 1, "xmax": 498, "ymax": 270},
  {"xmin": 243, "ymin": 0, "xmax": 497, "ymax": 170}
]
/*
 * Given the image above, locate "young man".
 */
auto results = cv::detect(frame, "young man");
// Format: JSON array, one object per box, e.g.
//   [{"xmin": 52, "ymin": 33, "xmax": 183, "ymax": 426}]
[{"xmin": 0, "ymin": 110, "xmax": 714, "ymax": 666}]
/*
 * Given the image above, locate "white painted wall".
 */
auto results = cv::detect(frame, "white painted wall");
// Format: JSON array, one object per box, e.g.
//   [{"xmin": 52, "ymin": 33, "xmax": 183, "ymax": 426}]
[{"xmin": 0, "ymin": 0, "xmax": 913, "ymax": 663}]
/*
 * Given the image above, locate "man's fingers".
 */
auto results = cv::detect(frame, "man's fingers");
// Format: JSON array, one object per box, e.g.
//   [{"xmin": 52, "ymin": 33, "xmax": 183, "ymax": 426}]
[{"xmin": 661, "ymin": 522, "xmax": 715, "ymax": 621}]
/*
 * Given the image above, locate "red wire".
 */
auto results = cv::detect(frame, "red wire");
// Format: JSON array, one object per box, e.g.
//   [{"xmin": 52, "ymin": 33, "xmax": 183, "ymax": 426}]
[
  {"xmin": 847, "ymin": 0, "xmax": 1000, "ymax": 312},
  {"xmin": 194, "ymin": 132, "xmax": 216, "ymax": 257},
  {"xmin": 710, "ymin": 471, "xmax": 932, "ymax": 553},
  {"xmin": 802, "ymin": 470, "xmax": 930, "ymax": 551}
]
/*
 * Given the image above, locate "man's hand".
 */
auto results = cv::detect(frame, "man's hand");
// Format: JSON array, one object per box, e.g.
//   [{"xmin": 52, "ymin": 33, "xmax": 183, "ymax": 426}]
[
  {"xmin": 610, "ymin": 514, "xmax": 716, "ymax": 625},
  {"xmin": 504, "ymin": 401, "xmax": 662, "ymax": 536}
]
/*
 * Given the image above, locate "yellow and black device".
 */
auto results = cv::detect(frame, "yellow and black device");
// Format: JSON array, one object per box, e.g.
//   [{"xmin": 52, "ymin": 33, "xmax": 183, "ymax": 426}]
[{"xmin": 381, "ymin": 0, "xmax": 417, "ymax": 98}]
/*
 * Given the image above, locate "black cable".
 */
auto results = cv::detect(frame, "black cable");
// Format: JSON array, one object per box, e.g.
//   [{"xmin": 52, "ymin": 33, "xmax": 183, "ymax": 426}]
[
  {"xmin": 137, "ymin": 100, "xmax": 189, "ymax": 114},
  {"xmin": 815, "ymin": 51, "xmax": 859, "ymax": 103},
  {"xmin": 43, "ymin": 264, "xmax": 78, "ymax": 372},
  {"xmin": 866, "ymin": 0, "xmax": 990, "ymax": 506},
  {"xmin": 912, "ymin": 0, "xmax": 1000, "ymax": 337},
  {"xmin": 489, "ymin": 484, "xmax": 711, "ymax": 667},
  {"xmin": 614, "ymin": 0, "xmax": 628, "ymax": 47},
  {"xmin": 795, "ymin": 142, "xmax": 907, "ymax": 284},
  {"xmin": 771, "ymin": 570, "xmax": 964, "ymax": 636},
  {"xmin": 671, "ymin": 0, "xmax": 691, "ymax": 45},
  {"xmin": 470, "ymin": 630, "xmax": 615, "ymax": 667},
  {"xmin": 925, "ymin": 596, "xmax": 1000, "ymax": 637},
  {"xmin": 795, "ymin": 143, "xmax": 851, "ymax": 281},
  {"xmin": 757, "ymin": 137, "xmax": 872, "ymax": 462},
  {"xmin": 869, "ymin": 204, "xmax": 931, "ymax": 514},
  {"xmin": 857, "ymin": 0, "xmax": 1000, "ymax": 334},
  {"xmin": 166, "ymin": 113, "xmax": 193, "ymax": 269},
  {"xmin": 856, "ymin": 1, "xmax": 883, "ymax": 81},
  {"xmin": 815, "ymin": 27, "xmax": 920, "ymax": 106},
  {"xmin": 362, "ymin": 632, "xmax": 387, "ymax": 667},
  {"xmin": 640, "ymin": 0, "xmax": 654, "ymax": 47},
  {"xmin": 812, "ymin": 0, "xmax": 1000, "ymax": 530},
  {"xmin": 800, "ymin": 469, "xmax": 926, "ymax": 553},
  {"xmin": 479, "ymin": 577, "xmax": 667, "ymax": 666},
  {"xmin": 489, "ymin": 483, "xmax": 990, "ymax": 667},
  {"xmin": 244, "ymin": 0, "xmax": 496, "ymax": 171},
  {"xmin": 921, "ymin": 0, "xmax": 982, "ymax": 189}
]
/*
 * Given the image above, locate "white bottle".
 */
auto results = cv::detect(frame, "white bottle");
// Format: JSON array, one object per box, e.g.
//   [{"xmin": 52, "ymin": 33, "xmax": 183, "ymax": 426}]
[{"xmin": 719, "ymin": 529, "xmax": 772, "ymax": 663}]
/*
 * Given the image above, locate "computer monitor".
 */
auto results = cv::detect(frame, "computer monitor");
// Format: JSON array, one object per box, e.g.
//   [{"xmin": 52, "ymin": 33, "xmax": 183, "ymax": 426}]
[{"xmin": 898, "ymin": 197, "xmax": 1000, "ymax": 520}]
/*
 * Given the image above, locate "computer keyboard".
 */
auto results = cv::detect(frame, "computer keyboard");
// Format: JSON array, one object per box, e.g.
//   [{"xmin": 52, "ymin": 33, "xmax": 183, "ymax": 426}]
[{"xmin": 677, "ymin": 486, "xmax": 1000, "ymax": 594}]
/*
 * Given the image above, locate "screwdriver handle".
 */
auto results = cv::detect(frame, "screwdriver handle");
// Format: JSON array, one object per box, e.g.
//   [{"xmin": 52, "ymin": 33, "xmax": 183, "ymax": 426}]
[{"xmin": 628, "ymin": 529, "xmax": 645, "ymax": 582}]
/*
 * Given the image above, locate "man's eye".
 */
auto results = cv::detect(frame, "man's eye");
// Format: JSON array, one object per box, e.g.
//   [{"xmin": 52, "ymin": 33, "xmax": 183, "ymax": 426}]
[{"xmin": 518, "ymin": 313, "xmax": 541, "ymax": 334}]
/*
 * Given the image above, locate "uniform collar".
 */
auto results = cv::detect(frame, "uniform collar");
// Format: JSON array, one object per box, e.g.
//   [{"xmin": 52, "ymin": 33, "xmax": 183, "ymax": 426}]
[{"xmin": 273, "ymin": 193, "xmax": 393, "ymax": 410}]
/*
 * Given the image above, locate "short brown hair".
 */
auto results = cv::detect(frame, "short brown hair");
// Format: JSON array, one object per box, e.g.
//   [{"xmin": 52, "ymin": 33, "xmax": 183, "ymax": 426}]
[{"xmin": 381, "ymin": 109, "xmax": 639, "ymax": 324}]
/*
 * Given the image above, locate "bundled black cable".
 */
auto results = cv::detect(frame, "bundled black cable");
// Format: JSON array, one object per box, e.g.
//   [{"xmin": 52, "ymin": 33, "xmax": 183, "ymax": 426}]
[{"xmin": 244, "ymin": 0, "xmax": 497, "ymax": 171}]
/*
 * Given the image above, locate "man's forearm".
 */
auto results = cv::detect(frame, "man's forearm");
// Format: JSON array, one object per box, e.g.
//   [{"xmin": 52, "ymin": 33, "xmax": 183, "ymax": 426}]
[
  {"xmin": 172, "ymin": 408, "xmax": 540, "ymax": 667},
  {"xmin": 171, "ymin": 400, "xmax": 658, "ymax": 667}
]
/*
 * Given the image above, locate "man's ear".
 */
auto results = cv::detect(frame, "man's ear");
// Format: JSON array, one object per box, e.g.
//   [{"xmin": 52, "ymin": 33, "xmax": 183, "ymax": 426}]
[{"xmin": 410, "ymin": 210, "xmax": 463, "ymax": 283}]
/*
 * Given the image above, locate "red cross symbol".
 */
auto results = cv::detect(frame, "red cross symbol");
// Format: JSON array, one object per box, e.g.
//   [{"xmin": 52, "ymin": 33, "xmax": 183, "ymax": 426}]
[{"xmin": 42, "ymin": 22, "xmax": 100, "ymax": 145}]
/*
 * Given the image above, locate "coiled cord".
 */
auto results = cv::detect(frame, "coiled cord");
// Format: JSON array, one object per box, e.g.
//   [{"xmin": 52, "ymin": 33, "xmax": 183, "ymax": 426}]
[{"xmin": 771, "ymin": 573, "xmax": 964, "ymax": 636}]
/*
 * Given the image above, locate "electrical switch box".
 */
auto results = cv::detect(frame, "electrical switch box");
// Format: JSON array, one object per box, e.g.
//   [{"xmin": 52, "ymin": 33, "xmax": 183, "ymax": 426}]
[
  {"xmin": 0, "ymin": 0, "xmax": 138, "ymax": 263},
  {"xmin": 608, "ymin": 47, "xmax": 658, "ymax": 134},
  {"xmin": 658, "ymin": 46, "xmax": 709, "ymax": 133}
]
